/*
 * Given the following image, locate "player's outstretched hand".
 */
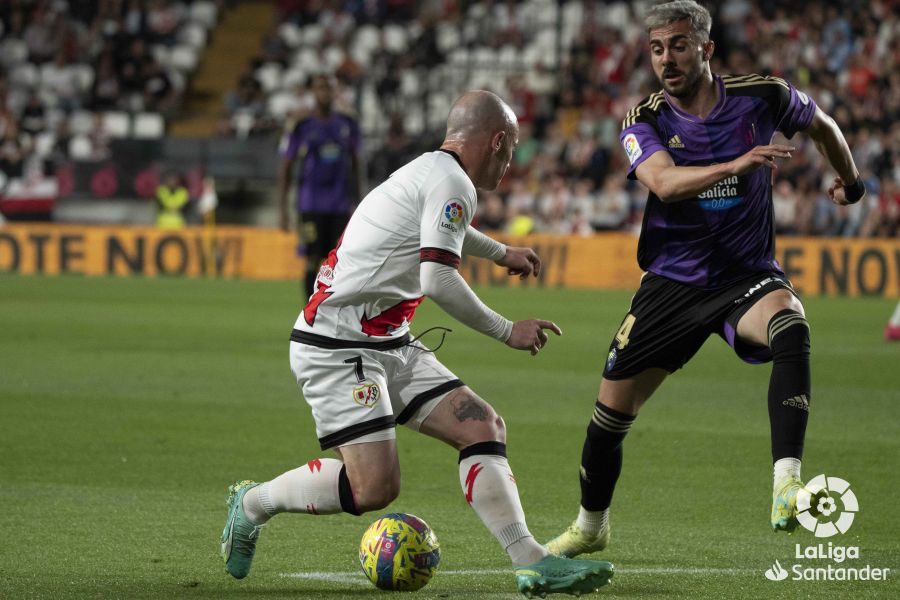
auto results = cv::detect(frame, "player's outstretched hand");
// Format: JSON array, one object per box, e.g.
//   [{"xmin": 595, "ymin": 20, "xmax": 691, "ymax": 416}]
[
  {"xmin": 506, "ymin": 319, "xmax": 562, "ymax": 355},
  {"xmin": 729, "ymin": 144, "xmax": 795, "ymax": 176},
  {"xmin": 496, "ymin": 247, "xmax": 541, "ymax": 279}
]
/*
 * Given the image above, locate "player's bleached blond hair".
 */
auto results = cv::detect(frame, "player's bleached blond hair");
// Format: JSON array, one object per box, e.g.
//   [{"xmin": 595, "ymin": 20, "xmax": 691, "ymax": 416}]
[{"xmin": 645, "ymin": 1, "xmax": 712, "ymax": 42}]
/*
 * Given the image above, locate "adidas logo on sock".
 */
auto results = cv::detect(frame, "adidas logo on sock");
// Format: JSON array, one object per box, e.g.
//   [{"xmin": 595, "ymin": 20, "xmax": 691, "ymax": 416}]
[
  {"xmin": 782, "ymin": 394, "xmax": 810, "ymax": 411},
  {"xmin": 667, "ymin": 134, "xmax": 684, "ymax": 149}
]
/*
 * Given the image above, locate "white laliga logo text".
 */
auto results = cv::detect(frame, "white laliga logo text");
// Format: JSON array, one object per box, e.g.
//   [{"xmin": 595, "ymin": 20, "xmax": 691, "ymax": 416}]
[{"xmin": 763, "ymin": 474, "xmax": 891, "ymax": 583}]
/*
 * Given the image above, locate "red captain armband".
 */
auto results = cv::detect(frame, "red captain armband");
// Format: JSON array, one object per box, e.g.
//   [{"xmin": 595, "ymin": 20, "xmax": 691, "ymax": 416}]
[{"xmin": 420, "ymin": 247, "xmax": 461, "ymax": 269}]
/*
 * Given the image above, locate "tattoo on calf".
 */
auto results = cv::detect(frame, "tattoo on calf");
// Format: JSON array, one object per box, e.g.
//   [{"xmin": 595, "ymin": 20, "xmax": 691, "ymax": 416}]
[{"xmin": 453, "ymin": 398, "xmax": 489, "ymax": 422}]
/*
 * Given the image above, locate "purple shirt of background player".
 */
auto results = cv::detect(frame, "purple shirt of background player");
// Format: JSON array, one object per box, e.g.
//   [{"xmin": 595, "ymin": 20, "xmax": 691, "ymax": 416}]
[
  {"xmin": 279, "ymin": 112, "xmax": 360, "ymax": 214},
  {"xmin": 621, "ymin": 73, "xmax": 816, "ymax": 288}
]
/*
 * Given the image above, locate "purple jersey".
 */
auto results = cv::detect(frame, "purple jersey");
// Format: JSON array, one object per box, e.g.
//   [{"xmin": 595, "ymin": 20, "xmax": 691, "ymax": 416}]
[
  {"xmin": 280, "ymin": 112, "xmax": 360, "ymax": 214},
  {"xmin": 621, "ymin": 74, "xmax": 816, "ymax": 288}
]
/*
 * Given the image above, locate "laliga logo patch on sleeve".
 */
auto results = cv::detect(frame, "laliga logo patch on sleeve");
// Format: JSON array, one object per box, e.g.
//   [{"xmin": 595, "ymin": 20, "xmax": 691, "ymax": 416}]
[
  {"xmin": 439, "ymin": 199, "xmax": 465, "ymax": 234},
  {"xmin": 623, "ymin": 133, "xmax": 642, "ymax": 165}
]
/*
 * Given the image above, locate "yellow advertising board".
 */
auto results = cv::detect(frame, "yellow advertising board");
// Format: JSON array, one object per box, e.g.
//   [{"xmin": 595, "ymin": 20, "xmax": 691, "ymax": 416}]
[
  {"xmin": 1, "ymin": 224, "xmax": 898, "ymax": 297},
  {"xmin": 0, "ymin": 223, "xmax": 303, "ymax": 279}
]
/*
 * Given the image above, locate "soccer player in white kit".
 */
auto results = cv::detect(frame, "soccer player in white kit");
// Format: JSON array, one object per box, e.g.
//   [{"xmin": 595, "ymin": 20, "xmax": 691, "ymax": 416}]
[{"xmin": 220, "ymin": 91, "xmax": 614, "ymax": 596}]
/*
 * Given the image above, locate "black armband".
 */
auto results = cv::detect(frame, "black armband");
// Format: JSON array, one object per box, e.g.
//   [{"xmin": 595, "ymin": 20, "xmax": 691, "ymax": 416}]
[{"xmin": 844, "ymin": 177, "xmax": 866, "ymax": 204}]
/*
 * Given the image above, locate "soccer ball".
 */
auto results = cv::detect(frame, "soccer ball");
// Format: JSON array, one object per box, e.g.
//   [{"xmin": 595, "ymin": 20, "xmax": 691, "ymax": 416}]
[{"xmin": 358, "ymin": 513, "xmax": 441, "ymax": 591}]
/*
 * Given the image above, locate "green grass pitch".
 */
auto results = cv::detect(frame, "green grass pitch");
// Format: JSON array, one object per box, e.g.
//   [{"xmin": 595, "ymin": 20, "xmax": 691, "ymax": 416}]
[{"xmin": 1, "ymin": 274, "xmax": 897, "ymax": 599}]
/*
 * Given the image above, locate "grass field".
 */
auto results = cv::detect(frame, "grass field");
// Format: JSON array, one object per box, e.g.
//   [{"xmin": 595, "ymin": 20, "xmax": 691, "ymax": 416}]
[{"xmin": 1, "ymin": 274, "xmax": 898, "ymax": 599}]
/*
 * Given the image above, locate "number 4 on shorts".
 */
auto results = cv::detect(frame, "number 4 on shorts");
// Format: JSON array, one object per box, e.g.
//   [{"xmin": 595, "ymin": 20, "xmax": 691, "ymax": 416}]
[{"xmin": 615, "ymin": 314, "xmax": 636, "ymax": 350}]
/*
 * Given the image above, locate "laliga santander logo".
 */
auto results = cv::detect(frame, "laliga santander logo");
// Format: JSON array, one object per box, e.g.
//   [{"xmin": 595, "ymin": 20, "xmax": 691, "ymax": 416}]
[
  {"xmin": 765, "ymin": 560, "xmax": 789, "ymax": 581},
  {"xmin": 444, "ymin": 201, "xmax": 464, "ymax": 223},
  {"xmin": 796, "ymin": 474, "xmax": 859, "ymax": 538}
]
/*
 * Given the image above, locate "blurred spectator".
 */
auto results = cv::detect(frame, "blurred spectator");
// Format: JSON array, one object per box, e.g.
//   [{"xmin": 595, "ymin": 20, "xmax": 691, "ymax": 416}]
[
  {"xmin": 592, "ymin": 175, "xmax": 629, "ymax": 231},
  {"xmin": 156, "ymin": 171, "xmax": 189, "ymax": 229},
  {"xmin": 90, "ymin": 51, "xmax": 122, "ymax": 110},
  {"xmin": 23, "ymin": 6, "xmax": 56, "ymax": 64},
  {"xmin": 41, "ymin": 50, "xmax": 81, "ymax": 111},
  {"xmin": 367, "ymin": 115, "xmax": 414, "ymax": 184},
  {"xmin": 478, "ymin": 191, "xmax": 507, "ymax": 232},
  {"xmin": 773, "ymin": 181, "xmax": 798, "ymax": 235},
  {"xmin": 0, "ymin": 122, "xmax": 27, "ymax": 178},
  {"xmin": 19, "ymin": 93, "xmax": 45, "ymax": 137}
]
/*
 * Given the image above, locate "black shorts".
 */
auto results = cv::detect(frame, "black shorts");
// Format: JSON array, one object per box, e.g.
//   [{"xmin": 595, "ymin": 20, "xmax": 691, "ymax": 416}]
[
  {"xmin": 602, "ymin": 271, "xmax": 798, "ymax": 380},
  {"xmin": 297, "ymin": 212, "xmax": 349, "ymax": 260}
]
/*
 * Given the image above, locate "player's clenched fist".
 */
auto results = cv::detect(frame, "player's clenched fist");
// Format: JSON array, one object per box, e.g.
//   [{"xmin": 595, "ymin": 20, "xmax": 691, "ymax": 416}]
[{"xmin": 506, "ymin": 319, "xmax": 562, "ymax": 355}]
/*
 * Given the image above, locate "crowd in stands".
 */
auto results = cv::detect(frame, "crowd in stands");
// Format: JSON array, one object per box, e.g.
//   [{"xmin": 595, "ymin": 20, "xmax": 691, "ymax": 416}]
[
  {"xmin": 227, "ymin": 0, "xmax": 899, "ymax": 239},
  {"xmin": 0, "ymin": 0, "xmax": 217, "ymax": 181}
]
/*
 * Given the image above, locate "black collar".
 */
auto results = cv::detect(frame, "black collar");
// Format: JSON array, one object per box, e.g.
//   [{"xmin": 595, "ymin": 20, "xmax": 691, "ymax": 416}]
[{"xmin": 437, "ymin": 148, "xmax": 464, "ymax": 170}]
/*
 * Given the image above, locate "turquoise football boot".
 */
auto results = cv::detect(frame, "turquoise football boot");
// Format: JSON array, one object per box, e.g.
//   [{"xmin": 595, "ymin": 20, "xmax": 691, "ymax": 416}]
[
  {"xmin": 221, "ymin": 480, "xmax": 265, "ymax": 579},
  {"xmin": 515, "ymin": 554, "xmax": 614, "ymax": 597}
]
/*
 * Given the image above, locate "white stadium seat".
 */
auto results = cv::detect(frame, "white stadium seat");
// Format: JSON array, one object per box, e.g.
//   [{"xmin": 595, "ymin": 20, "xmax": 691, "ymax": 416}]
[
  {"xmin": 279, "ymin": 22, "xmax": 302, "ymax": 48},
  {"xmin": 267, "ymin": 92, "xmax": 298, "ymax": 120},
  {"xmin": 179, "ymin": 23, "xmax": 208, "ymax": 49},
  {"xmin": 68, "ymin": 110, "xmax": 96, "ymax": 136},
  {"xmin": 68, "ymin": 134, "xmax": 93, "ymax": 160},
  {"xmin": 189, "ymin": 1, "xmax": 218, "ymax": 29},
  {"xmin": 11, "ymin": 63, "xmax": 38, "ymax": 88},
  {"xmin": 73, "ymin": 64, "xmax": 95, "ymax": 94},
  {"xmin": 133, "ymin": 113, "xmax": 165, "ymax": 139},
  {"xmin": 383, "ymin": 25, "xmax": 407, "ymax": 52},
  {"xmin": 170, "ymin": 45, "xmax": 199, "ymax": 72},
  {"xmin": 255, "ymin": 63, "xmax": 283, "ymax": 93},
  {"xmin": 102, "ymin": 111, "xmax": 131, "ymax": 138},
  {"xmin": 0, "ymin": 39, "xmax": 28, "ymax": 68},
  {"xmin": 301, "ymin": 24, "xmax": 323, "ymax": 48}
]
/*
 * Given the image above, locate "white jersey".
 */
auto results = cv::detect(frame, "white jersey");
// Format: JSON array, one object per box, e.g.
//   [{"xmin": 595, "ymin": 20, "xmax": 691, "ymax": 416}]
[{"xmin": 293, "ymin": 150, "xmax": 477, "ymax": 343}]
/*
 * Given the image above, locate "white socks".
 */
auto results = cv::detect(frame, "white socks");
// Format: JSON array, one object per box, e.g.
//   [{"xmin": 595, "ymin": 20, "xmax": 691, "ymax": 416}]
[
  {"xmin": 576, "ymin": 506, "xmax": 609, "ymax": 537},
  {"xmin": 773, "ymin": 457, "xmax": 802, "ymax": 485},
  {"xmin": 243, "ymin": 458, "xmax": 345, "ymax": 524},
  {"xmin": 891, "ymin": 301, "xmax": 900, "ymax": 326},
  {"xmin": 459, "ymin": 446, "xmax": 547, "ymax": 566}
]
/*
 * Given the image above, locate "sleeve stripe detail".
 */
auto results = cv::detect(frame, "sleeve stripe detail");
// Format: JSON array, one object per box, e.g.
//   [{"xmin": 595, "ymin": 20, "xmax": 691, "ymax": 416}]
[
  {"xmin": 723, "ymin": 74, "xmax": 789, "ymax": 90},
  {"xmin": 420, "ymin": 247, "xmax": 461, "ymax": 269},
  {"xmin": 725, "ymin": 79, "xmax": 790, "ymax": 91},
  {"xmin": 622, "ymin": 92, "xmax": 665, "ymax": 129}
]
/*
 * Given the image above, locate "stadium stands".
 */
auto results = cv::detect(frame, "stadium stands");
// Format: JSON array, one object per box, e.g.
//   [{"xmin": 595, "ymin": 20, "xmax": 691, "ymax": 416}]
[
  {"xmin": 0, "ymin": 1, "xmax": 896, "ymax": 238},
  {"xmin": 219, "ymin": 0, "xmax": 898, "ymax": 239},
  {"xmin": 0, "ymin": 0, "xmax": 218, "ymax": 185}
]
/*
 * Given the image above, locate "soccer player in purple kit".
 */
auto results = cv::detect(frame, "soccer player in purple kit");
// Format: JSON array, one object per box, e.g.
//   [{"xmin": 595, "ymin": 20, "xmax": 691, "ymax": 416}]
[
  {"xmin": 277, "ymin": 74, "xmax": 362, "ymax": 296},
  {"xmin": 548, "ymin": 0, "xmax": 866, "ymax": 557}
]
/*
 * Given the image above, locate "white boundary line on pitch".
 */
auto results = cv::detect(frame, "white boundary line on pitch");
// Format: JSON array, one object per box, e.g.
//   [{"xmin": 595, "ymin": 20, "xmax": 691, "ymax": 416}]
[{"xmin": 280, "ymin": 567, "xmax": 755, "ymax": 583}]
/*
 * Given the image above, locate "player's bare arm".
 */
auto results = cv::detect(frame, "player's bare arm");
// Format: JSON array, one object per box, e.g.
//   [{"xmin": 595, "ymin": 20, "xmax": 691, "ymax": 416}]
[
  {"xmin": 634, "ymin": 144, "xmax": 795, "ymax": 203},
  {"xmin": 805, "ymin": 106, "xmax": 865, "ymax": 206}
]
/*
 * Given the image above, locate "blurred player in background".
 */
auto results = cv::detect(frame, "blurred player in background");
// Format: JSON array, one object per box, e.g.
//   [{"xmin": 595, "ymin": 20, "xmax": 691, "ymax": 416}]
[
  {"xmin": 222, "ymin": 91, "xmax": 614, "ymax": 596},
  {"xmin": 277, "ymin": 74, "xmax": 362, "ymax": 296},
  {"xmin": 548, "ymin": 0, "xmax": 865, "ymax": 558},
  {"xmin": 885, "ymin": 300, "xmax": 900, "ymax": 341}
]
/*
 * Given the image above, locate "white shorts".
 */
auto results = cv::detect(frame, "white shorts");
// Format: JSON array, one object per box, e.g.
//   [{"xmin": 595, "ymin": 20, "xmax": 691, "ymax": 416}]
[{"xmin": 290, "ymin": 337, "xmax": 463, "ymax": 450}]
